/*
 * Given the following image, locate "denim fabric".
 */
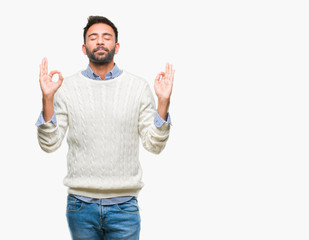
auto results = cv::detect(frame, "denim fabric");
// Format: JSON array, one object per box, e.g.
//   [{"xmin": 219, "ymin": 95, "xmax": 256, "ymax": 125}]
[{"xmin": 66, "ymin": 194, "xmax": 140, "ymax": 240}]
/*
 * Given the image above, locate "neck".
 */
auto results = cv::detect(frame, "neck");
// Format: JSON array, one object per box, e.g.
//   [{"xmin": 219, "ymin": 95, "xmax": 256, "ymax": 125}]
[{"xmin": 89, "ymin": 60, "xmax": 115, "ymax": 80}]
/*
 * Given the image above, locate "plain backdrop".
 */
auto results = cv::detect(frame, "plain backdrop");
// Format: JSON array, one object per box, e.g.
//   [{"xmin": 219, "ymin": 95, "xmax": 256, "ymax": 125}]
[{"xmin": 1, "ymin": 0, "xmax": 309, "ymax": 239}]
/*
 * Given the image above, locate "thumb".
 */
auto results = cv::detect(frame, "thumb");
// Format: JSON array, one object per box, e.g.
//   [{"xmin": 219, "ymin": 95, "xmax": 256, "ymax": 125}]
[{"xmin": 55, "ymin": 73, "xmax": 64, "ymax": 88}]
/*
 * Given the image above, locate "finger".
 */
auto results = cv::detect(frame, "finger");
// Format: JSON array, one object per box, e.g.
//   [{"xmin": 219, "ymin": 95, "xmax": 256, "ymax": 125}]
[
  {"xmin": 170, "ymin": 69, "xmax": 175, "ymax": 84},
  {"xmin": 167, "ymin": 63, "xmax": 172, "ymax": 80},
  {"xmin": 164, "ymin": 63, "xmax": 171, "ymax": 81},
  {"xmin": 45, "ymin": 57, "xmax": 48, "ymax": 76},
  {"xmin": 59, "ymin": 72, "xmax": 64, "ymax": 81},
  {"xmin": 42, "ymin": 58, "xmax": 45, "ymax": 75},
  {"xmin": 56, "ymin": 73, "xmax": 64, "ymax": 88},
  {"xmin": 160, "ymin": 72, "xmax": 165, "ymax": 80},
  {"xmin": 170, "ymin": 64, "xmax": 174, "ymax": 80},
  {"xmin": 155, "ymin": 73, "xmax": 161, "ymax": 83},
  {"xmin": 172, "ymin": 69, "xmax": 175, "ymax": 80},
  {"xmin": 155, "ymin": 72, "xmax": 164, "ymax": 83},
  {"xmin": 42, "ymin": 58, "xmax": 45, "ymax": 76},
  {"xmin": 42, "ymin": 57, "xmax": 47, "ymax": 76},
  {"xmin": 48, "ymin": 70, "xmax": 61, "ymax": 79}
]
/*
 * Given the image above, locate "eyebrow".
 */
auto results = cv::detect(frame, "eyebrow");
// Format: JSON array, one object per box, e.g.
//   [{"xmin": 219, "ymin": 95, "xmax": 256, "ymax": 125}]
[{"xmin": 88, "ymin": 33, "xmax": 113, "ymax": 38}]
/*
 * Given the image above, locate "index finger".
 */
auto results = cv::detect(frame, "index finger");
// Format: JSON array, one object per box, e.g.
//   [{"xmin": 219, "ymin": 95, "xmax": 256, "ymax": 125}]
[
  {"xmin": 166, "ymin": 63, "xmax": 172, "ymax": 80},
  {"xmin": 165, "ymin": 63, "xmax": 169, "ymax": 75}
]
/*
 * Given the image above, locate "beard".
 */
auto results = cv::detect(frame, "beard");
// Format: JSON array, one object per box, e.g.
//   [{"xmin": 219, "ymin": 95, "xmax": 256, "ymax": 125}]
[{"xmin": 85, "ymin": 45, "xmax": 116, "ymax": 65}]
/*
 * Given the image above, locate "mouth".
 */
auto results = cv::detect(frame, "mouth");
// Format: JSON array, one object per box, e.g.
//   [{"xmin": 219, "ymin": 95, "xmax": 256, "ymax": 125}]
[{"xmin": 95, "ymin": 48, "xmax": 108, "ymax": 53}]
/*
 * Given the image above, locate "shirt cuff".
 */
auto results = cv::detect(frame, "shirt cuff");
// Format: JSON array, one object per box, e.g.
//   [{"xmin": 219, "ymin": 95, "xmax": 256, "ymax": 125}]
[
  {"xmin": 35, "ymin": 111, "xmax": 57, "ymax": 127},
  {"xmin": 154, "ymin": 111, "xmax": 172, "ymax": 128}
]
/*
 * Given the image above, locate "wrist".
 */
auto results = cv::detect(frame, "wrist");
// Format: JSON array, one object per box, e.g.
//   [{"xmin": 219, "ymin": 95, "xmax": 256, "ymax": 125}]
[
  {"xmin": 158, "ymin": 98, "xmax": 170, "ymax": 106},
  {"xmin": 42, "ymin": 94, "xmax": 54, "ymax": 102},
  {"xmin": 42, "ymin": 96, "xmax": 54, "ymax": 122},
  {"xmin": 157, "ymin": 100, "xmax": 170, "ymax": 121}
]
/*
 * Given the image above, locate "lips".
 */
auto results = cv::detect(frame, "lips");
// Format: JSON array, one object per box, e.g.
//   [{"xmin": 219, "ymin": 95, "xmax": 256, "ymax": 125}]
[{"xmin": 95, "ymin": 47, "xmax": 108, "ymax": 53}]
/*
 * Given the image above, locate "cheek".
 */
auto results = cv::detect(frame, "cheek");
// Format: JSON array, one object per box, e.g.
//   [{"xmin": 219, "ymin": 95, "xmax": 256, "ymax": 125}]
[
  {"xmin": 85, "ymin": 41, "xmax": 96, "ymax": 50},
  {"xmin": 85, "ymin": 44, "xmax": 97, "ymax": 55}
]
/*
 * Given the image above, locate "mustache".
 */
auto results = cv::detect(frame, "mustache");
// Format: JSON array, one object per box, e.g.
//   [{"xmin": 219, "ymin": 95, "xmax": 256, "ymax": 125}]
[{"xmin": 94, "ymin": 46, "xmax": 109, "ymax": 52}]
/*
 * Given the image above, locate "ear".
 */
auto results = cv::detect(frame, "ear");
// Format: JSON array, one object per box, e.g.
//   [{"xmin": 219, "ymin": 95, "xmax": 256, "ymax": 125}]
[
  {"xmin": 115, "ymin": 42, "xmax": 120, "ymax": 55},
  {"xmin": 82, "ymin": 44, "xmax": 87, "ymax": 55}
]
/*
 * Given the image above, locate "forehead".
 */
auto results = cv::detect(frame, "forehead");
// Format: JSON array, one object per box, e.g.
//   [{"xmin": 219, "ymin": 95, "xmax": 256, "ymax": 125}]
[{"xmin": 87, "ymin": 23, "xmax": 115, "ymax": 36}]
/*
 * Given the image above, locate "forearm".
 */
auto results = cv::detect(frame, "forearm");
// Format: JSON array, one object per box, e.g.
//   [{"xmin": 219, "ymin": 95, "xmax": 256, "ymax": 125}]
[
  {"xmin": 139, "ymin": 84, "xmax": 171, "ymax": 154},
  {"xmin": 42, "ymin": 95, "xmax": 54, "ymax": 122},
  {"xmin": 37, "ymin": 90, "xmax": 68, "ymax": 153},
  {"xmin": 157, "ymin": 99, "xmax": 170, "ymax": 121}
]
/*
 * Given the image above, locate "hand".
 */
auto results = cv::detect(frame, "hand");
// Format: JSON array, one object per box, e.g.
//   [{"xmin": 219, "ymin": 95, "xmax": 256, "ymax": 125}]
[
  {"xmin": 154, "ymin": 63, "xmax": 175, "ymax": 102},
  {"xmin": 39, "ymin": 57, "xmax": 64, "ymax": 99}
]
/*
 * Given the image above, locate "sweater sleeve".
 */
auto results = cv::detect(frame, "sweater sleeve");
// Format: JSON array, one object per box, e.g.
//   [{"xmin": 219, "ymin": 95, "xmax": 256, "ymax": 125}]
[
  {"xmin": 138, "ymin": 83, "xmax": 170, "ymax": 154},
  {"xmin": 37, "ymin": 87, "xmax": 68, "ymax": 153}
]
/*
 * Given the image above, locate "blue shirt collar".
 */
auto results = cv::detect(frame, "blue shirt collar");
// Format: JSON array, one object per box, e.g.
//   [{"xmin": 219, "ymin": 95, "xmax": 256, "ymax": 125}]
[{"xmin": 82, "ymin": 63, "xmax": 122, "ymax": 81}]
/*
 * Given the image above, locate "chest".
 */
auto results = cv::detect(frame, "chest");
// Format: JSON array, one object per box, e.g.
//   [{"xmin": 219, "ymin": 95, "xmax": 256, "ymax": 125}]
[{"xmin": 66, "ymin": 83, "xmax": 141, "ymax": 127}]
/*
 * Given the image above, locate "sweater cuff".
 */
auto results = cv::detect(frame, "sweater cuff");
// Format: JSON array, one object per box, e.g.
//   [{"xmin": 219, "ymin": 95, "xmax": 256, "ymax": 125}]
[
  {"xmin": 151, "ymin": 121, "xmax": 170, "ymax": 136},
  {"xmin": 37, "ymin": 122, "xmax": 59, "ymax": 137}
]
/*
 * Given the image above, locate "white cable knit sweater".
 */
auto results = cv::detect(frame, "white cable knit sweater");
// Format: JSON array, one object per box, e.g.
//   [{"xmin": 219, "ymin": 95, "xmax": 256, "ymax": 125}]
[{"xmin": 37, "ymin": 70, "xmax": 170, "ymax": 198}]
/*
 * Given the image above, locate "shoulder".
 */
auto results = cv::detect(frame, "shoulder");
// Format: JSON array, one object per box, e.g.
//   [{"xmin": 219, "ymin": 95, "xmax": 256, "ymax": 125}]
[
  {"xmin": 54, "ymin": 71, "xmax": 80, "ymax": 100},
  {"xmin": 122, "ymin": 70, "xmax": 150, "ymax": 88},
  {"xmin": 120, "ymin": 71, "xmax": 154, "ymax": 101},
  {"xmin": 62, "ymin": 71, "xmax": 81, "ymax": 86},
  {"xmin": 57, "ymin": 71, "xmax": 85, "ymax": 94}
]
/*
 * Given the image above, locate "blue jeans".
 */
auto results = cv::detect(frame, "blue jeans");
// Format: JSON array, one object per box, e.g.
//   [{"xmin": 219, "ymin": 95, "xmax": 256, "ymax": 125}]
[{"xmin": 66, "ymin": 194, "xmax": 140, "ymax": 240}]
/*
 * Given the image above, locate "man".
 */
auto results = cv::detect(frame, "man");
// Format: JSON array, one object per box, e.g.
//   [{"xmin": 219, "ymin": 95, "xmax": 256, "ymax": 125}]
[{"xmin": 36, "ymin": 16, "xmax": 174, "ymax": 239}]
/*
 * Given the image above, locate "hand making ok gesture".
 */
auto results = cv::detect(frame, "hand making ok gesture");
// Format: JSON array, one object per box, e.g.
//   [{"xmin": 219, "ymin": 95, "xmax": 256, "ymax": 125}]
[
  {"xmin": 39, "ymin": 57, "xmax": 64, "ymax": 98},
  {"xmin": 154, "ymin": 63, "xmax": 175, "ymax": 102},
  {"xmin": 154, "ymin": 63, "xmax": 175, "ymax": 121}
]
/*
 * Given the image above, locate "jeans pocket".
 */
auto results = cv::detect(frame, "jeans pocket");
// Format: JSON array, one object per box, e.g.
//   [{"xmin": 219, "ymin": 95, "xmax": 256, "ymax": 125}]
[
  {"xmin": 116, "ymin": 198, "xmax": 139, "ymax": 214},
  {"xmin": 67, "ymin": 195, "xmax": 84, "ymax": 212}
]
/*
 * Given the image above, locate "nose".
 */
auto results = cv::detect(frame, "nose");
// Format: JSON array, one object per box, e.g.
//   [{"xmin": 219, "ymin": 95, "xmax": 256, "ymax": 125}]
[{"xmin": 97, "ymin": 36, "xmax": 105, "ymax": 45}]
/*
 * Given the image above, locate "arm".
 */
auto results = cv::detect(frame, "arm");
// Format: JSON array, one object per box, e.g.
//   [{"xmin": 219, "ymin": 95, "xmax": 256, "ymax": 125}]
[
  {"xmin": 37, "ymin": 58, "xmax": 67, "ymax": 153},
  {"xmin": 138, "ymin": 84, "xmax": 170, "ymax": 154},
  {"xmin": 138, "ymin": 63, "xmax": 175, "ymax": 154}
]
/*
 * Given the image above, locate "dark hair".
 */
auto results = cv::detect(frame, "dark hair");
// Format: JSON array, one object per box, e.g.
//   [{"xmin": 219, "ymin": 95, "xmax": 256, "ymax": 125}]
[{"xmin": 83, "ymin": 16, "xmax": 118, "ymax": 43}]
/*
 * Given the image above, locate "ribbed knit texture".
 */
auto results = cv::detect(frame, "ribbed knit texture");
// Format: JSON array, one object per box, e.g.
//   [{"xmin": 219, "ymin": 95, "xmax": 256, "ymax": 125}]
[{"xmin": 37, "ymin": 70, "xmax": 170, "ymax": 198}]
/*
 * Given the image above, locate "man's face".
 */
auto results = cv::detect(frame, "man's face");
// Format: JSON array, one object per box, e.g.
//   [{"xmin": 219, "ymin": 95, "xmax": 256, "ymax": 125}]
[{"xmin": 82, "ymin": 23, "xmax": 119, "ymax": 65}]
